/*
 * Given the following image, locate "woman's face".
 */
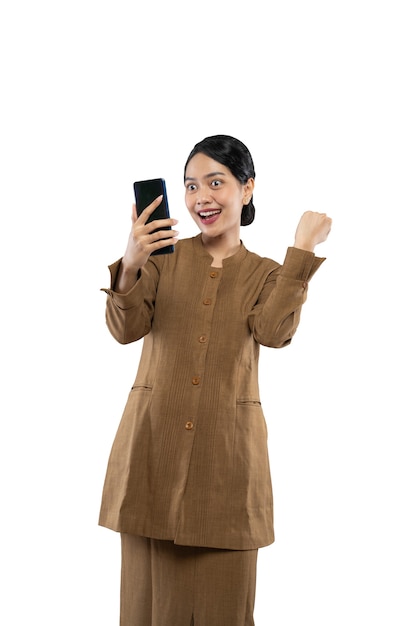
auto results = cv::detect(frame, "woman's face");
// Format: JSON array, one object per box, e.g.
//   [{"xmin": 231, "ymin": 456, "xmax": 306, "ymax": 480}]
[{"xmin": 184, "ymin": 152, "xmax": 254, "ymax": 239}]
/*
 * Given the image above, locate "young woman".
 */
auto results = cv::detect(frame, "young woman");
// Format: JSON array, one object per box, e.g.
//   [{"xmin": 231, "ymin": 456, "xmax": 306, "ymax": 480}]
[{"xmin": 99, "ymin": 135, "xmax": 332, "ymax": 625}]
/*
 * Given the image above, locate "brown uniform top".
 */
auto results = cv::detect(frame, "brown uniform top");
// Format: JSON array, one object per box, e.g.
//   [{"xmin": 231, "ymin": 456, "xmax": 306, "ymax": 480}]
[{"xmin": 99, "ymin": 234, "xmax": 324, "ymax": 549}]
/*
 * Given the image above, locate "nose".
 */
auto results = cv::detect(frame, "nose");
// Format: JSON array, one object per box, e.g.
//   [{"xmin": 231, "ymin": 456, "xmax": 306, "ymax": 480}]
[{"xmin": 196, "ymin": 185, "xmax": 212, "ymax": 206}]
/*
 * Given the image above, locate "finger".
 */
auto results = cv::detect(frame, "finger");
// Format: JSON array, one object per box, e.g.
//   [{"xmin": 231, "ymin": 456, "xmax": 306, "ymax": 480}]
[
  {"xmin": 150, "ymin": 234, "xmax": 179, "ymax": 251},
  {"xmin": 136, "ymin": 195, "xmax": 164, "ymax": 225},
  {"xmin": 147, "ymin": 228, "xmax": 179, "ymax": 244},
  {"xmin": 143, "ymin": 217, "xmax": 178, "ymax": 234}
]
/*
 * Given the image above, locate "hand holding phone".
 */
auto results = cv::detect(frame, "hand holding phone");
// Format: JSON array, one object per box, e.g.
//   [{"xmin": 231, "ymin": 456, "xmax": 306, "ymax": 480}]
[{"xmin": 134, "ymin": 178, "xmax": 175, "ymax": 255}]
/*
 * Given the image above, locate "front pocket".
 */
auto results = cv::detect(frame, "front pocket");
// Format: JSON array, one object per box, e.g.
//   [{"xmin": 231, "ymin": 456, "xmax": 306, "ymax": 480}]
[
  {"xmin": 131, "ymin": 384, "xmax": 153, "ymax": 391},
  {"xmin": 236, "ymin": 399, "xmax": 261, "ymax": 407}
]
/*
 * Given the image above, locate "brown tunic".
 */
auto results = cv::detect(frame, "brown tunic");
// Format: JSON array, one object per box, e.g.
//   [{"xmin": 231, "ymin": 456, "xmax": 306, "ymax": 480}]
[{"xmin": 99, "ymin": 234, "xmax": 324, "ymax": 549}]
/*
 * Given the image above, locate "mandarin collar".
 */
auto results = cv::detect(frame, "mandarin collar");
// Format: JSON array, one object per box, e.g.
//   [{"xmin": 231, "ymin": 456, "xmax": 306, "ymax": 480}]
[{"xmin": 192, "ymin": 233, "xmax": 248, "ymax": 267}]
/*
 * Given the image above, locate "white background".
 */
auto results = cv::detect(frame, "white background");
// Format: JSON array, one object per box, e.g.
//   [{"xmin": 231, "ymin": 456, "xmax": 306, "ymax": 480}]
[{"xmin": 1, "ymin": 1, "xmax": 416, "ymax": 624}]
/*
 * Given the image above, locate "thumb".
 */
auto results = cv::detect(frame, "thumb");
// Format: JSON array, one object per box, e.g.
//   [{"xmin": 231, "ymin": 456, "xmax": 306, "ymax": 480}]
[{"xmin": 131, "ymin": 204, "xmax": 138, "ymax": 224}]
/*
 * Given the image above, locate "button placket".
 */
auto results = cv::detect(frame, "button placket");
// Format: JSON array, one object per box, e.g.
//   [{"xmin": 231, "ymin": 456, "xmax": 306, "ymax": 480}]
[
  {"xmin": 187, "ymin": 267, "xmax": 222, "ymax": 418},
  {"xmin": 197, "ymin": 268, "xmax": 220, "ymax": 352}
]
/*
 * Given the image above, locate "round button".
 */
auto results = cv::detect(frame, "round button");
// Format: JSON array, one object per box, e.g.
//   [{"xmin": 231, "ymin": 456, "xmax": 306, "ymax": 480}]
[
  {"xmin": 192, "ymin": 376, "xmax": 201, "ymax": 385},
  {"xmin": 210, "ymin": 271, "xmax": 218, "ymax": 278},
  {"xmin": 199, "ymin": 335, "xmax": 207, "ymax": 343},
  {"xmin": 203, "ymin": 298, "xmax": 212, "ymax": 305},
  {"xmin": 185, "ymin": 421, "xmax": 194, "ymax": 430}
]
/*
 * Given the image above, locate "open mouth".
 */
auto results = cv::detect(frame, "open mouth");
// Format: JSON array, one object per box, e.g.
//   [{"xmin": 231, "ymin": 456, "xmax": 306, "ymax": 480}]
[{"xmin": 198, "ymin": 209, "xmax": 222, "ymax": 222}]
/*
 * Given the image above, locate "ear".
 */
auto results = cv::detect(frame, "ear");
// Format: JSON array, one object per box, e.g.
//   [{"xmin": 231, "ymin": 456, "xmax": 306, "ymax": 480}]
[{"xmin": 243, "ymin": 178, "xmax": 255, "ymax": 204}]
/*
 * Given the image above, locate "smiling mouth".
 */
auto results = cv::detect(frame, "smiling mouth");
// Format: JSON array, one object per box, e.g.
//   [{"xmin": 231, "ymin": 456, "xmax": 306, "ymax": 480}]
[{"xmin": 198, "ymin": 209, "xmax": 222, "ymax": 220}]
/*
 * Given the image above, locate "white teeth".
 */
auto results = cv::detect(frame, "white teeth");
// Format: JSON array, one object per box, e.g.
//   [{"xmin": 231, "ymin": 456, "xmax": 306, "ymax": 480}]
[{"xmin": 199, "ymin": 210, "xmax": 221, "ymax": 218}]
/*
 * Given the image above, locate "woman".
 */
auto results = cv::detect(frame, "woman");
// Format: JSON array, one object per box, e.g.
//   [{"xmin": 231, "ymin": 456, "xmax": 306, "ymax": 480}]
[{"xmin": 99, "ymin": 135, "xmax": 332, "ymax": 625}]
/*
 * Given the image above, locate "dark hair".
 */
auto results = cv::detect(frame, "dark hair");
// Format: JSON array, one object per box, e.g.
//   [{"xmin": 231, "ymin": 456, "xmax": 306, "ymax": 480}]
[{"xmin": 184, "ymin": 134, "xmax": 256, "ymax": 226}]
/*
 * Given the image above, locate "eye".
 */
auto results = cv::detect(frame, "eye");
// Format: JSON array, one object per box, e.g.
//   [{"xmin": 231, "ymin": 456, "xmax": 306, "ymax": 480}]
[
  {"xmin": 211, "ymin": 179, "xmax": 222, "ymax": 188},
  {"xmin": 186, "ymin": 183, "xmax": 197, "ymax": 192}
]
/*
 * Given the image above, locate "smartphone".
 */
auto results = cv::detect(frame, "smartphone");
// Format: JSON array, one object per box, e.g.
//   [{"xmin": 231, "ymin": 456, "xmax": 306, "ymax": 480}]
[{"xmin": 133, "ymin": 178, "xmax": 174, "ymax": 255}]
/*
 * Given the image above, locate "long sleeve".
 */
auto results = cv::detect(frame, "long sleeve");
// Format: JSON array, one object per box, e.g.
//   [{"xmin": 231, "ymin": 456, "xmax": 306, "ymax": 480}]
[
  {"xmin": 248, "ymin": 247, "xmax": 325, "ymax": 348},
  {"xmin": 100, "ymin": 256, "xmax": 162, "ymax": 344}
]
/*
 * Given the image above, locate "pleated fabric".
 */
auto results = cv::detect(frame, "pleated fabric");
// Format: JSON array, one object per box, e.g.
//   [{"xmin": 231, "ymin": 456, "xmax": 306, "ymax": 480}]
[{"xmin": 120, "ymin": 534, "xmax": 258, "ymax": 626}]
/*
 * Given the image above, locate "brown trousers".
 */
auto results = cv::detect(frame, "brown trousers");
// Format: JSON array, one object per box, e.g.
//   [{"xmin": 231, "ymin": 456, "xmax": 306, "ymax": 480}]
[{"xmin": 120, "ymin": 534, "xmax": 258, "ymax": 626}]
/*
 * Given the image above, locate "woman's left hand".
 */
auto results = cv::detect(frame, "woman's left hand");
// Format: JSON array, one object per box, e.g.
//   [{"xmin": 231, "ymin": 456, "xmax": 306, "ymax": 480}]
[{"xmin": 294, "ymin": 211, "xmax": 332, "ymax": 252}]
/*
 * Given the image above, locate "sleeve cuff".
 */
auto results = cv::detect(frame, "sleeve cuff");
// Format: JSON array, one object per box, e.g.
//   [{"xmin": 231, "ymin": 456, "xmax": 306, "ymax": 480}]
[
  {"xmin": 280, "ymin": 247, "xmax": 326, "ymax": 281},
  {"xmin": 100, "ymin": 258, "xmax": 142, "ymax": 309}
]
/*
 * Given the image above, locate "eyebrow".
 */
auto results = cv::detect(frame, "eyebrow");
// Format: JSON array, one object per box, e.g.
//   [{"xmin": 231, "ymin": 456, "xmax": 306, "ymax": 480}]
[{"xmin": 184, "ymin": 171, "xmax": 226, "ymax": 182}]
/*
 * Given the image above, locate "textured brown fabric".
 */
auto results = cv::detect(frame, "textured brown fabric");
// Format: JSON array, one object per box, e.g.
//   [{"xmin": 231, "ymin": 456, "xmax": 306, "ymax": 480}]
[
  {"xmin": 120, "ymin": 534, "xmax": 258, "ymax": 626},
  {"xmin": 99, "ymin": 234, "xmax": 324, "ymax": 549}
]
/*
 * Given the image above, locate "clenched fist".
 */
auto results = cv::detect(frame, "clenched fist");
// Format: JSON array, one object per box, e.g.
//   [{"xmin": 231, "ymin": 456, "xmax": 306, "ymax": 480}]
[{"xmin": 294, "ymin": 211, "xmax": 332, "ymax": 252}]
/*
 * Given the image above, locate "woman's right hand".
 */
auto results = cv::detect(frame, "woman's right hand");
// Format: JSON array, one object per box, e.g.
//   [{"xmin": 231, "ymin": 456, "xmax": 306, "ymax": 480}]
[{"xmin": 115, "ymin": 196, "xmax": 179, "ymax": 293}]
